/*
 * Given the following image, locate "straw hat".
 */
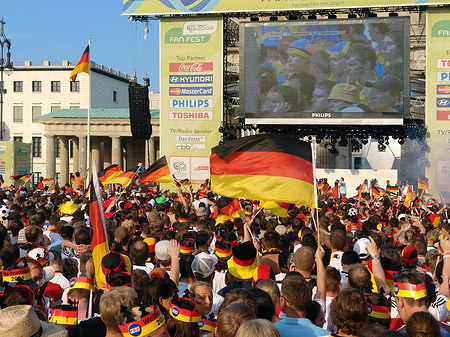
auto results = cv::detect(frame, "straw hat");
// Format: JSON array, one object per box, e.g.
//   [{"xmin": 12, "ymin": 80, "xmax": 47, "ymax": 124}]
[
  {"xmin": 59, "ymin": 201, "xmax": 80, "ymax": 215},
  {"xmin": 0, "ymin": 305, "xmax": 67, "ymax": 337}
]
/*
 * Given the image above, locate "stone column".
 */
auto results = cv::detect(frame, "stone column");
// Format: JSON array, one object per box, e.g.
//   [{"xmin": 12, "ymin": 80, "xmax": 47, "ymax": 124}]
[
  {"xmin": 91, "ymin": 137, "xmax": 101, "ymax": 170},
  {"xmin": 149, "ymin": 137, "xmax": 156, "ymax": 165},
  {"xmin": 78, "ymin": 135, "xmax": 87, "ymax": 174},
  {"xmin": 45, "ymin": 135, "xmax": 55, "ymax": 179},
  {"xmin": 103, "ymin": 139, "xmax": 112, "ymax": 168},
  {"xmin": 72, "ymin": 138, "xmax": 79, "ymax": 174},
  {"xmin": 127, "ymin": 141, "xmax": 135, "ymax": 170},
  {"xmin": 59, "ymin": 136, "xmax": 70, "ymax": 185},
  {"xmin": 111, "ymin": 136, "xmax": 122, "ymax": 167}
]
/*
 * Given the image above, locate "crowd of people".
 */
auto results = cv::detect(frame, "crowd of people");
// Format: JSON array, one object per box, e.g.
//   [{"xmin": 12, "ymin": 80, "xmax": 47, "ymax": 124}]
[
  {"xmin": 0, "ymin": 174, "xmax": 449, "ymax": 337},
  {"xmin": 254, "ymin": 21, "xmax": 405, "ymax": 116}
]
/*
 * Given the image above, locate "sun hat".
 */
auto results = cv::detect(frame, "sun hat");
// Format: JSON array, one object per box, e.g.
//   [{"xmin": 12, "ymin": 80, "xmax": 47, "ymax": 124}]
[
  {"xmin": 353, "ymin": 238, "xmax": 370, "ymax": 260},
  {"xmin": 215, "ymin": 241, "xmax": 232, "ymax": 258},
  {"xmin": 191, "ymin": 252, "xmax": 218, "ymax": 278},
  {"xmin": 0, "ymin": 305, "xmax": 68, "ymax": 337},
  {"xmin": 59, "ymin": 201, "xmax": 80, "ymax": 215},
  {"xmin": 155, "ymin": 240, "xmax": 171, "ymax": 261},
  {"xmin": 227, "ymin": 241, "xmax": 259, "ymax": 280}
]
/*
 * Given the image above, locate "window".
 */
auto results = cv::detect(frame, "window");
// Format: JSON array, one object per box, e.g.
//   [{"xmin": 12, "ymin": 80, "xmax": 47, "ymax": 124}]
[
  {"xmin": 70, "ymin": 106, "xmax": 80, "ymax": 109},
  {"xmin": 51, "ymin": 81, "xmax": 61, "ymax": 92},
  {"xmin": 32, "ymin": 137, "xmax": 42, "ymax": 157},
  {"xmin": 13, "ymin": 81, "xmax": 23, "ymax": 92},
  {"xmin": 51, "ymin": 106, "xmax": 61, "ymax": 112},
  {"xmin": 56, "ymin": 173, "xmax": 60, "ymax": 186},
  {"xmin": 13, "ymin": 106, "xmax": 23, "ymax": 122},
  {"xmin": 70, "ymin": 81, "xmax": 80, "ymax": 92},
  {"xmin": 13, "ymin": 136, "xmax": 23, "ymax": 143},
  {"xmin": 353, "ymin": 157, "xmax": 362, "ymax": 170},
  {"xmin": 55, "ymin": 138, "xmax": 60, "ymax": 158},
  {"xmin": 69, "ymin": 140, "xmax": 74, "ymax": 159},
  {"xmin": 32, "ymin": 81, "xmax": 42, "ymax": 92},
  {"xmin": 32, "ymin": 106, "xmax": 42, "ymax": 122},
  {"xmin": 33, "ymin": 172, "xmax": 41, "ymax": 186},
  {"xmin": 113, "ymin": 90, "xmax": 118, "ymax": 103}
]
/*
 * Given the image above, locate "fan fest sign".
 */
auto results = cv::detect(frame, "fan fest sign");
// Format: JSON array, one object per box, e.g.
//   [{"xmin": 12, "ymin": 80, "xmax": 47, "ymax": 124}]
[
  {"xmin": 160, "ymin": 16, "xmax": 223, "ymax": 185},
  {"xmin": 426, "ymin": 8, "xmax": 450, "ymax": 195},
  {"xmin": 123, "ymin": 0, "xmax": 449, "ymax": 16}
]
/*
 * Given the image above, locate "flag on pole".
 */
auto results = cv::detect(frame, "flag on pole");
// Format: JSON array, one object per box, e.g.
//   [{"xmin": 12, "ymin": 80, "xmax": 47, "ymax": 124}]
[
  {"xmin": 212, "ymin": 196, "xmax": 243, "ymax": 224},
  {"xmin": 140, "ymin": 156, "xmax": 174, "ymax": 185},
  {"xmin": 106, "ymin": 167, "xmax": 137, "ymax": 186},
  {"xmin": 263, "ymin": 201, "xmax": 293, "ymax": 217},
  {"xmin": 210, "ymin": 135, "xmax": 316, "ymax": 207},
  {"xmin": 404, "ymin": 185, "xmax": 414, "ymax": 208},
  {"xmin": 371, "ymin": 186, "xmax": 385, "ymax": 199},
  {"xmin": 386, "ymin": 186, "xmax": 399, "ymax": 194},
  {"xmin": 10, "ymin": 174, "xmax": 32, "ymax": 183},
  {"xmin": 418, "ymin": 175, "xmax": 429, "ymax": 190},
  {"xmin": 89, "ymin": 161, "xmax": 109, "ymax": 289},
  {"xmin": 70, "ymin": 46, "xmax": 90, "ymax": 82},
  {"xmin": 98, "ymin": 164, "xmax": 123, "ymax": 187}
]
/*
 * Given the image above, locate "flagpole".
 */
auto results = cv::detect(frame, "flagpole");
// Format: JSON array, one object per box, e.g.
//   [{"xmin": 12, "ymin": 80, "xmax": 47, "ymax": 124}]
[
  {"xmin": 86, "ymin": 38, "xmax": 91, "ymax": 185},
  {"xmin": 311, "ymin": 141, "xmax": 320, "ymax": 245},
  {"xmin": 115, "ymin": 164, "xmax": 142, "ymax": 201}
]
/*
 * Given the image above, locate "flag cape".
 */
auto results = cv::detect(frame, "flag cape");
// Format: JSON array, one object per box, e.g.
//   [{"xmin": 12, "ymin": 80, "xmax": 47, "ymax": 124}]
[
  {"xmin": 106, "ymin": 167, "xmax": 137, "ymax": 186},
  {"xmin": 90, "ymin": 162, "xmax": 110, "ymax": 288},
  {"xmin": 70, "ymin": 45, "xmax": 90, "ymax": 82},
  {"xmin": 10, "ymin": 174, "xmax": 32, "ymax": 183},
  {"xmin": 213, "ymin": 196, "xmax": 243, "ymax": 224},
  {"xmin": 140, "ymin": 156, "xmax": 174, "ymax": 185},
  {"xmin": 404, "ymin": 185, "xmax": 414, "ymax": 208},
  {"xmin": 210, "ymin": 135, "xmax": 316, "ymax": 207},
  {"xmin": 263, "ymin": 201, "xmax": 292, "ymax": 217},
  {"xmin": 418, "ymin": 175, "xmax": 429, "ymax": 190},
  {"xmin": 98, "ymin": 164, "xmax": 123, "ymax": 187}
]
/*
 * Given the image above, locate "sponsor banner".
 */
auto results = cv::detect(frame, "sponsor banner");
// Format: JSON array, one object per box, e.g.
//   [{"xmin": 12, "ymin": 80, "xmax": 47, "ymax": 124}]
[
  {"xmin": 0, "ymin": 141, "xmax": 31, "ymax": 186},
  {"xmin": 123, "ymin": 0, "xmax": 450, "ymax": 16},
  {"xmin": 437, "ymin": 98, "xmax": 450, "ymax": 107},
  {"xmin": 161, "ymin": 16, "xmax": 223, "ymax": 186},
  {"xmin": 170, "ymin": 99, "xmax": 212, "ymax": 108},
  {"xmin": 169, "ymin": 74, "xmax": 213, "ymax": 84},
  {"xmin": 169, "ymin": 86, "xmax": 213, "ymax": 96},
  {"xmin": 169, "ymin": 111, "xmax": 213, "ymax": 120},
  {"xmin": 426, "ymin": 8, "xmax": 450, "ymax": 195},
  {"xmin": 437, "ymin": 111, "xmax": 450, "ymax": 120}
]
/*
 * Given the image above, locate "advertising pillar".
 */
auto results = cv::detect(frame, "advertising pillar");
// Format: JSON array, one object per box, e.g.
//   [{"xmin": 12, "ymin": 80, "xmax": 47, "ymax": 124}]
[{"xmin": 160, "ymin": 16, "xmax": 223, "ymax": 186}]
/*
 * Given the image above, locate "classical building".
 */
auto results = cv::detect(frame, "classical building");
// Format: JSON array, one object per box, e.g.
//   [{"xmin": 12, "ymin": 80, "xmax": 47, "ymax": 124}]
[{"xmin": 2, "ymin": 60, "xmax": 160, "ymax": 186}]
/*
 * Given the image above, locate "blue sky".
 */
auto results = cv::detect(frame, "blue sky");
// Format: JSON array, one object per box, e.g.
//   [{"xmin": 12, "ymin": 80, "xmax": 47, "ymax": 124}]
[{"xmin": 1, "ymin": 0, "xmax": 160, "ymax": 92}]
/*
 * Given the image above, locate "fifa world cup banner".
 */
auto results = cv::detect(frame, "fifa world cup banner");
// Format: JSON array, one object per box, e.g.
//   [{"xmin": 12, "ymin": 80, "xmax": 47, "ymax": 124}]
[
  {"xmin": 426, "ymin": 8, "xmax": 450, "ymax": 199},
  {"xmin": 160, "ymin": 16, "xmax": 223, "ymax": 185},
  {"xmin": 124, "ymin": 0, "xmax": 449, "ymax": 16}
]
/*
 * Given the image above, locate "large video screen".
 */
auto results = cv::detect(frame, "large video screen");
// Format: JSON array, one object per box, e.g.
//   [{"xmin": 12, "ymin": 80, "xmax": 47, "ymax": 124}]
[{"xmin": 240, "ymin": 17, "xmax": 410, "ymax": 125}]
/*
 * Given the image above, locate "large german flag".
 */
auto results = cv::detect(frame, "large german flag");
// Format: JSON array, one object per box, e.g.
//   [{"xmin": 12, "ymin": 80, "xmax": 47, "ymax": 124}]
[
  {"xmin": 404, "ymin": 185, "xmax": 414, "ymax": 208},
  {"xmin": 106, "ymin": 167, "xmax": 137, "ymax": 186},
  {"xmin": 210, "ymin": 135, "xmax": 316, "ymax": 207},
  {"xmin": 418, "ymin": 175, "xmax": 429, "ymax": 190},
  {"xmin": 140, "ymin": 156, "xmax": 174, "ymax": 185},
  {"xmin": 263, "ymin": 201, "xmax": 293, "ymax": 217},
  {"xmin": 213, "ymin": 196, "xmax": 243, "ymax": 224},
  {"xmin": 89, "ymin": 161, "xmax": 109, "ymax": 289},
  {"xmin": 70, "ymin": 45, "xmax": 90, "ymax": 82},
  {"xmin": 98, "ymin": 164, "xmax": 123, "ymax": 187}
]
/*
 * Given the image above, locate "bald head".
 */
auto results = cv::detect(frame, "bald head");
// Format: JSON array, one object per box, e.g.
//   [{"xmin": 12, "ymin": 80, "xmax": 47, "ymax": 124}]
[
  {"xmin": 294, "ymin": 246, "xmax": 315, "ymax": 272},
  {"xmin": 129, "ymin": 239, "xmax": 150, "ymax": 266}
]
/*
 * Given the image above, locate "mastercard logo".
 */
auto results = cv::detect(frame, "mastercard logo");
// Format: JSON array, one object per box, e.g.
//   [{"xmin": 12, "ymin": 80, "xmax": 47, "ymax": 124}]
[
  {"xmin": 437, "ymin": 85, "xmax": 450, "ymax": 94},
  {"xmin": 170, "ymin": 87, "xmax": 181, "ymax": 95}
]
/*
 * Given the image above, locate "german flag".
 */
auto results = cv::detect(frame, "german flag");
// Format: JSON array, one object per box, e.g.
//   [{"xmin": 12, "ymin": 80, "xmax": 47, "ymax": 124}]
[
  {"xmin": 418, "ymin": 175, "xmax": 429, "ymax": 190},
  {"xmin": 371, "ymin": 186, "xmax": 384, "ymax": 199},
  {"xmin": 98, "ymin": 164, "xmax": 123, "ymax": 187},
  {"xmin": 140, "ymin": 156, "xmax": 174, "ymax": 185},
  {"xmin": 404, "ymin": 185, "xmax": 414, "ymax": 208},
  {"xmin": 70, "ymin": 45, "xmax": 90, "ymax": 82},
  {"xmin": 89, "ymin": 162, "xmax": 110, "ymax": 288},
  {"xmin": 106, "ymin": 167, "xmax": 137, "ymax": 186},
  {"xmin": 0, "ymin": 175, "xmax": 4, "ymax": 186},
  {"xmin": 10, "ymin": 174, "xmax": 32, "ymax": 183},
  {"xmin": 355, "ymin": 184, "xmax": 365, "ymax": 200},
  {"xmin": 43, "ymin": 178, "xmax": 54, "ymax": 183},
  {"xmin": 210, "ymin": 135, "xmax": 316, "ymax": 207},
  {"xmin": 263, "ymin": 201, "xmax": 293, "ymax": 217},
  {"xmin": 213, "ymin": 196, "xmax": 243, "ymax": 224},
  {"xmin": 386, "ymin": 186, "xmax": 399, "ymax": 194}
]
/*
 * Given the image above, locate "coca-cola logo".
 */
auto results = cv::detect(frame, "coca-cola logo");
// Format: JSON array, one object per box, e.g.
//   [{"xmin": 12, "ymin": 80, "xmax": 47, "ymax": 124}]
[{"xmin": 169, "ymin": 62, "xmax": 213, "ymax": 73}]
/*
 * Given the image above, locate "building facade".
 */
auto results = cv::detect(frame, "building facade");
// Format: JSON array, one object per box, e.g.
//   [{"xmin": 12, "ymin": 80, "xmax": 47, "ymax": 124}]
[{"xmin": 2, "ymin": 60, "xmax": 159, "ymax": 186}]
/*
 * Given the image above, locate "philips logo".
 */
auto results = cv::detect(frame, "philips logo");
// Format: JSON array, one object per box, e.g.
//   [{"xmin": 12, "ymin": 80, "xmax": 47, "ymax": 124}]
[
  {"xmin": 170, "ymin": 99, "xmax": 212, "ymax": 108},
  {"xmin": 183, "ymin": 21, "xmax": 218, "ymax": 35},
  {"xmin": 437, "ymin": 98, "xmax": 450, "ymax": 107}
]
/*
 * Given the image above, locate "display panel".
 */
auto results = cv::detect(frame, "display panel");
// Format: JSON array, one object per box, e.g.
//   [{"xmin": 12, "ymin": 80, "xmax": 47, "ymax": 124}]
[{"xmin": 240, "ymin": 17, "xmax": 410, "ymax": 125}]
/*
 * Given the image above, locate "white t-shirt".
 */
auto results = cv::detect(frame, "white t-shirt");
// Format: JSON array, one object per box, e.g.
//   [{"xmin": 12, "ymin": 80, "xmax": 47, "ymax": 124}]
[
  {"xmin": 50, "ymin": 272, "xmax": 70, "ymax": 291},
  {"xmin": 213, "ymin": 270, "xmax": 226, "ymax": 294},
  {"xmin": 329, "ymin": 252, "xmax": 344, "ymax": 272}
]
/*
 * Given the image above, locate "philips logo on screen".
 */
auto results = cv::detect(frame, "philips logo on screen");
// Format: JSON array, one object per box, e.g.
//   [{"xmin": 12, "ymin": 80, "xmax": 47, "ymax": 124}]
[
  {"xmin": 183, "ymin": 21, "xmax": 218, "ymax": 35},
  {"xmin": 437, "ymin": 98, "xmax": 450, "ymax": 107},
  {"xmin": 169, "ymin": 75, "xmax": 213, "ymax": 84},
  {"xmin": 170, "ymin": 99, "xmax": 212, "ymax": 108},
  {"xmin": 169, "ymin": 87, "xmax": 213, "ymax": 96}
]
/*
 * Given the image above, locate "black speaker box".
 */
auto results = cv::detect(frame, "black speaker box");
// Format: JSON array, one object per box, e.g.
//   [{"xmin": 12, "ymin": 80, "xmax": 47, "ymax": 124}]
[{"xmin": 128, "ymin": 85, "xmax": 152, "ymax": 140}]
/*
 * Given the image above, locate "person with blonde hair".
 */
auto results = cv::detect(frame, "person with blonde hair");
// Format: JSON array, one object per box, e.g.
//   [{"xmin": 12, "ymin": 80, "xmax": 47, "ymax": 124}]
[
  {"xmin": 255, "ymin": 278, "xmax": 281, "ymax": 321},
  {"xmin": 100, "ymin": 287, "xmax": 138, "ymax": 337},
  {"xmin": 190, "ymin": 281, "xmax": 213, "ymax": 316},
  {"xmin": 405, "ymin": 312, "xmax": 441, "ymax": 337},
  {"xmin": 235, "ymin": 319, "xmax": 280, "ymax": 337},
  {"xmin": 216, "ymin": 302, "xmax": 256, "ymax": 337}
]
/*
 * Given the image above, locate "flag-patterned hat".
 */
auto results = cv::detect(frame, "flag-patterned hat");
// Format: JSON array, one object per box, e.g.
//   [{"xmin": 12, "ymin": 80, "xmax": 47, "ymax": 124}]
[{"xmin": 227, "ymin": 241, "xmax": 258, "ymax": 280}]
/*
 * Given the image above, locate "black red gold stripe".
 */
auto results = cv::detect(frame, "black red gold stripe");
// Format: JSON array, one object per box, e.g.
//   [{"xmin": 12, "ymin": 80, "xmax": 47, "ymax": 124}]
[
  {"xmin": 141, "ymin": 156, "xmax": 173, "ymax": 184},
  {"xmin": 70, "ymin": 46, "xmax": 90, "ymax": 82}
]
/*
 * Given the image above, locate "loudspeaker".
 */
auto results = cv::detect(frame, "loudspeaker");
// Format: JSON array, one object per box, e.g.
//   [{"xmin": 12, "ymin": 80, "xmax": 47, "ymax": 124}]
[{"xmin": 128, "ymin": 85, "xmax": 152, "ymax": 140}]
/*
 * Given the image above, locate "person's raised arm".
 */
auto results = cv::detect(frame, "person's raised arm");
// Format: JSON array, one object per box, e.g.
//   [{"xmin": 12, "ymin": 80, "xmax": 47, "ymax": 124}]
[
  {"xmin": 168, "ymin": 239, "xmax": 180, "ymax": 287},
  {"xmin": 314, "ymin": 245, "xmax": 326, "ymax": 302},
  {"xmin": 367, "ymin": 236, "xmax": 389, "ymax": 295}
]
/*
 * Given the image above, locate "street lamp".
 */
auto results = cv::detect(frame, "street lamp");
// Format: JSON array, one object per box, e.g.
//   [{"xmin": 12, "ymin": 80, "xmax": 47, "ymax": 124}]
[{"xmin": 0, "ymin": 19, "xmax": 13, "ymax": 141}]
